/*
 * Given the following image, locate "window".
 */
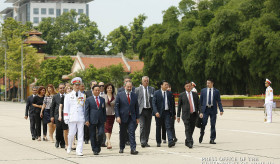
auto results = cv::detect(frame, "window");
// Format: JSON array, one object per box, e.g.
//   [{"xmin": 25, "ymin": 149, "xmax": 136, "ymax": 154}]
[
  {"xmin": 56, "ymin": 9, "xmax": 61, "ymax": 16},
  {"xmin": 33, "ymin": 17, "xmax": 39, "ymax": 23},
  {"xmin": 78, "ymin": 9, "xmax": 83, "ymax": 15},
  {"xmin": 41, "ymin": 8, "xmax": 46, "ymax": 14},
  {"xmin": 63, "ymin": 8, "xmax": 69, "ymax": 13},
  {"xmin": 33, "ymin": 8, "xmax": 39, "ymax": 14},
  {"xmin": 49, "ymin": 8, "xmax": 54, "ymax": 15}
]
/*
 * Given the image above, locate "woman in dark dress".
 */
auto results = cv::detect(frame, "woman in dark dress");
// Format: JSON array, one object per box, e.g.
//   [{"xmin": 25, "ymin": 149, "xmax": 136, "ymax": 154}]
[{"xmin": 32, "ymin": 87, "xmax": 46, "ymax": 141}]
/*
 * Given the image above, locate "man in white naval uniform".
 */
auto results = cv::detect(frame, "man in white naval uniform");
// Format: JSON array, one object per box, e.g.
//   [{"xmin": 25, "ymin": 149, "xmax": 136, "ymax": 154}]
[
  {"xmin": 264, "ymin": 79, "xmax": 273, "ymax": 123},
  {"xmin": 64, "ymin": 77, "xmax": 86, "ymax": 156}
]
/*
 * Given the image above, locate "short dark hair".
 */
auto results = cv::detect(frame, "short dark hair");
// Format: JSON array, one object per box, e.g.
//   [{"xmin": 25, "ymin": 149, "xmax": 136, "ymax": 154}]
[
  {"xmin": 92, "ymin": 85, "xmax": 100, "ymax": 90},
  {"xmin": 160, "ymin": 80, "xmax": 168, "ymax": 86},
  {"xmin": 123, "ymin": 75, "xmax": 131, "ymax": 80},
  {"xmin": 185, "ymin": 80, "xmax": 191, "ymax": 85},
  {"xmin": 104, "ymin": 83, "xmax": 115, "ymax": 94},
  {"xmin": 90, "ymin": 80, "xmax": 97, "ymax": 86},
  {"xmin": 207, "ymin": 78, "xmax": 214, "ymax": 83},
  {"xmin": 37, "ymin": 86, "xmax": 46, "ymax": 95}
]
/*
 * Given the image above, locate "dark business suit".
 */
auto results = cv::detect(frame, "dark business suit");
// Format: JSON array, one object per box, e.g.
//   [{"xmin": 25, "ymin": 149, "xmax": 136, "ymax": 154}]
[
  {"xmin": 200, "ymin": 88, "xmax": 223, "ymax": 141},
  {"xmin": 85, "ymin": 96, "xmax": 106, "ymax": 153},
  {"xmin": 177, "ymin": 91, "xmax": 200, "ymax": 146},
  {"xmin": 50, "ymin": 93, "xmax": 65, "ymax": 146},
  {"xmin": 84, "ymin": 90, "xmax": 92, "ymax": 142},
  {"xmin": 115, "ymin": 91, "xmax": 139, "ymax": 151},
  {"xmin": 25, "ymin": 95, "xmax": 36, "ymax": 138},
  {"xmin": 152, "ymin": 90, "xmax": 175, "ymax": 145},
  {"xmin": 135, "ymin": 85, "xmax": 154, "ymax": 145}
]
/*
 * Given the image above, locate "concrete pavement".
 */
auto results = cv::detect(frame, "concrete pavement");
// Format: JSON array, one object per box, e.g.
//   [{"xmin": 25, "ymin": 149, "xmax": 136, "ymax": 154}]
[{"xmin": 0, "ymin": 102, "xmax": 279, "ymax": 164}]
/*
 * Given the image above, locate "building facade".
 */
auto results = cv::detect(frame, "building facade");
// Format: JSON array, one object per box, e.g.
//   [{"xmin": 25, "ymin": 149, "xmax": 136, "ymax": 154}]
[{"xmin": 0, "ymin": 0, "xmax": 92, "ymax": 26}]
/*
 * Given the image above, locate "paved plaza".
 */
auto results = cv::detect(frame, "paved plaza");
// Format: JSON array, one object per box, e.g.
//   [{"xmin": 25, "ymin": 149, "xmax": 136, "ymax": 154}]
[{"xmin": 0, "ymin": 102, "xmax": 280, "ymax": 164}]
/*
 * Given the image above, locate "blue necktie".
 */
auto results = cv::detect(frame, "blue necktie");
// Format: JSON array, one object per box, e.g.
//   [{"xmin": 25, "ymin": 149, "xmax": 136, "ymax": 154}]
[
  {"xmin": 208, "ymin": 88, "xmax": 211, "ymax": 106},
  {"xmin": 163, "ymin": 91, "xmax": 166, "ymax": 109}
]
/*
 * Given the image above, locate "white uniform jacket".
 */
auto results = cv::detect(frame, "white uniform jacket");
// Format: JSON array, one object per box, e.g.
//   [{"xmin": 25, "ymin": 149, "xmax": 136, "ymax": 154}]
[{"xmin": 64, "ymin": 90, "xmax": 86, "ymax": 123}]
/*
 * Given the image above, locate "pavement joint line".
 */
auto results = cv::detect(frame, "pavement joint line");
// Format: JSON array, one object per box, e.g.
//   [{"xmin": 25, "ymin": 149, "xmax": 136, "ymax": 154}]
[
  {"xmin": 218, "ymin": 128, "xmax": 280, "ymax": 136},
  {"xmin": 0, "ymin": 136, "xmax": 79, "ymax": 164},
  {"xmin": 197, "ymin": 145, "xmax": 280, "ymax": 160}
]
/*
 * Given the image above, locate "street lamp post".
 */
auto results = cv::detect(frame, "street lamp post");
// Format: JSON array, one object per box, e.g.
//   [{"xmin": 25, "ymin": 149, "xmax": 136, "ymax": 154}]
[
  {"xmin": 21, "ymin": 42, "xmax": 24, "ymax": 103},
  {"xmin": 4, "ymin": 46, "xmax": 7, "ymax": 102}
]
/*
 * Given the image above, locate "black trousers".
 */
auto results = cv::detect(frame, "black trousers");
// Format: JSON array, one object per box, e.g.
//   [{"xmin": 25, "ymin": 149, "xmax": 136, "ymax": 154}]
[
  {"xmin": 43, "ymin": 122, "xmax": 47, "ymax": 136},
  {"xmin": 139, "ymin": 108, "xmax": 152, "ymax": 144},
  {"xmin": 155, "ymin": 110, "xmax": 173, "ymax": 144},
  {"xmin": 84, "ymin": 125, "xmax": 89, "ymax": 141},
  {"xmin": 119, "ymin": 116, "xmax": 136, "ymax": 150},
  {"xmin": 184, "ymin": 113, "xmax": 197, "ymax": 145},
  {"xmin": 55, "ymin": 120, "xmax": 65, "ymax": 146},
  {"xmin": 89, "ymin": 123, "xmax": 104, "ymax": 152},
  {"xmin": 29, "ymin": 112, "xmax": 36, "ymax": 138},
  {"xmin": 34, "ymin": 110, "xmax": 42, "ymax": 137}
]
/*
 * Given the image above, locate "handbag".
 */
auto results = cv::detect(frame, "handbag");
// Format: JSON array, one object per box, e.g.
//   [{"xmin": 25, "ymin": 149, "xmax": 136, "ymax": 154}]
[{"xmin": 195, "ymin": 115, "xmax": 202, "ymax": 128}]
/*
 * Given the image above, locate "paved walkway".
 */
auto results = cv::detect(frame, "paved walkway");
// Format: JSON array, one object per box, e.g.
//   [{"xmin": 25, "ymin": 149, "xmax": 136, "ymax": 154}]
[{"xmin": 0, "ymin": 102, "xmax": 279, "ymax": 164}]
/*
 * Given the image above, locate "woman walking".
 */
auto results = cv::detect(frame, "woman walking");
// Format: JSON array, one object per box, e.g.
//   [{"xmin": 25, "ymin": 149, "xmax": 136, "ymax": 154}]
[{"xmin": 33, "ymin": 87, "xmax": 46, "ymax": 141}]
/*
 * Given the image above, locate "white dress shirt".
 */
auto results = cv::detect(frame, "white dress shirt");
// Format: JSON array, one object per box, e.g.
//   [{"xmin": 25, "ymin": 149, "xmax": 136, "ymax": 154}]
[
  {"xmin": 161, "ymin": 89, "xmax": 168, "ymax": 110},
  {"xmin": 206, "ymin": 87, "xmax": 214, "ymax": 107},
  {"xmin": 186, "ymin": 91, "xmax": 195, "ymax": 112},
  {"xmin": 93, "ymin": 95, "xmax": 100, "ymax": 107}
]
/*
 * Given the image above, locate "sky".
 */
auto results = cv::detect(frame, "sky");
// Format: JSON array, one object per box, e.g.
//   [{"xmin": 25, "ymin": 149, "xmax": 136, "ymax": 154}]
[{"xmin": 0, "ymin": 0, "xmax": 181, "ymax": 36}]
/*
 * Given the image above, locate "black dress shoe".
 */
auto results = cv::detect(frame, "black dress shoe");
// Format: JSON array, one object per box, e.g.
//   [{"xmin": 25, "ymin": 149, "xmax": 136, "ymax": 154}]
[
  {"xmin": 186, "ymin": 143, "xmax": 193, "ymax": 148},
  {"xmin": 94, "ymin": 151, "xmax": 99, "ymax": 155},
  {"xmin": 119, "ymin": 149, "xmax": 124, "ymax": 153},
  {"xmin": 210, "ymin": 140, "xmax": 216, "ymax": 144},
  {"xmin": 85, "ymin": 140, "xmax": 89, "ymax": 144},
  {"xmin": 168, "ymin": 141, "xmax": 175, "ymax": 148},
  {"xmin": 145, "ymin": 143, "xmax": 150, "ymax": 147},
  {"xmin": 173, "ymin": 138, "xmax": 178, "ymax": 142},
  {"xmin": 141, "ymin": 144, "xmax": 146, "ymax": 148},
  {"xmin": 55, "ymin": 141, "xmax": 59, "ymax": 148},
  {"xmin": 32, "ymin": 137, "xmax": 35, "ymax": 140},
  {"xmin": 101, "ymin": 143, "xmax": 107, "ymax": 147},
  {"xmin": 157, "ymin": 143, "xmax": 161, "ymax": 147},
  {"xmin": 130, "ymin": 150, "xmax": 138, "ymax": 155},
  {"xmin": 60, "ymin": 145, "xmax": 65, "ymax": 148},
  {"xmin": 199, "ymin": 135, "xmax": 203, "ymax": 143},
  {"xmin": 125, "ymin": 141, "xmax": 130, "ymax": 145}
]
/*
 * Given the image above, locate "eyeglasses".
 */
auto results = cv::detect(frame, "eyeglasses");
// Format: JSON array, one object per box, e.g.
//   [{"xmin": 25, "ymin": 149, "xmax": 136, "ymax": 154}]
[
  {"xmin": 100, "ymin": 85, "xmax": 104, "ymax": 87},
  {"xmin": 59, "ymin": 87, "xmax": 65, "ymax": 89}
]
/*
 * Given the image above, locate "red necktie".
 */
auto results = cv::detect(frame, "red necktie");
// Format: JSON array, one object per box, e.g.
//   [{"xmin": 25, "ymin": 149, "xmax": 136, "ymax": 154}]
[
  {"xmin": 188, "ymin": 92, "xmax": 194, "ymax": 113},
  {"xmin": 127, "ymin": 93, "xmax": 130, "ymax": 104},
  {"xmin": 96, "ymin": 96, "xmax": 100, "ymax": 108}
]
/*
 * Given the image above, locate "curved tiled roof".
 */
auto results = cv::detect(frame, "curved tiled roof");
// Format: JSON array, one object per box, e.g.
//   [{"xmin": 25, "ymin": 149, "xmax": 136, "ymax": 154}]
[{"xmin": 24, "ymin": 35, "xmax": 47, "ymax": 44}]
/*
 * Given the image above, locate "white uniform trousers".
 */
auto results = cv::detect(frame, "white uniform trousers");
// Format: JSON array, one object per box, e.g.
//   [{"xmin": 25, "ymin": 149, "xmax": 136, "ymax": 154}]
[
  {"xmin": 266, "ymin": 103, "xmax": 273, "ymax": 123},
  {"xmin": 68, "ymin": 122, "xmax": 84, "ymax": 153}
]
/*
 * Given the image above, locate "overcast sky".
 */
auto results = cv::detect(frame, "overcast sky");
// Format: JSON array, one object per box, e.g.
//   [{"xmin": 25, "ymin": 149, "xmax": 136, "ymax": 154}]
[{"xmin": 0, "ymin": 0, "xmax": 181, "ymax": 36}]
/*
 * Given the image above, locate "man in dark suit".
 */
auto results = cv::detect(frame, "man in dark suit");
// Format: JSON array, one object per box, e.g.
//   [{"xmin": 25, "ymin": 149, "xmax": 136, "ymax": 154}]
[
  {"xmin": 84, "ymin": 80, "xmax": 97, "ymax": 144},
  {"xmin": 199, "ymin": 79, "xmax": 224, "ymax": 144},
  {"xmin": 24, "ymin": 87, "xmax": 37, "ymax": 140},
  {"xmin": 50, "ymin": 83, "xmax": 65, "ymax": 148},
  {"xmin": 152, "ymin": 80, "xmax": 175, "ymax": 148},
  {"xmin": 115, "ymin": 81, "xmax": 139, "ymax": 155},
  {"xmin": 85, "ymin": 85, "xmax": 106, "ymax": 155},
  {"xmin": 177, "ymin": 81, "xmax": 201, "ymax": 148},
  {"xmin": 135, "ymin": 76, "xmax": 155, "ymax": 148}
]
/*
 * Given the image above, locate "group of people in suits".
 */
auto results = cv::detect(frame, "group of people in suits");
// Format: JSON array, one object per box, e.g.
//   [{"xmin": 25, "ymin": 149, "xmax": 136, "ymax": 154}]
[{"xmin": 25, "ymin": 76, "xmax": 224, "ymax": 156}]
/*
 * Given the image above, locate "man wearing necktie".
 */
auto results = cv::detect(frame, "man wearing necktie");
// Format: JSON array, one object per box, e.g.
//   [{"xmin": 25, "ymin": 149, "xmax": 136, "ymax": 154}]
[
  {"xmin": 152, "ymin": 80, "xmax": 176, "ymax": 148},
  {"xmin": 199, "ymin": 79, "xmax": 224, "ymax": 144},
  {"xmin": 98, "ymin": 81, "xmax": 107, "ymax": 147},
  {"xmin": 177, "ymin": 81, "xmax": 201, "ymax": 148},
  {"xmin": 115, "ymin": 81, "xmax": 139, "ymax": 155},
  {"xmin": 135, "ymin": 76, "xmax": 155, "ymax": 148},
  {"xmin": 24, "ymin": 87, "xmax": 38, "ymax": 140},
  {"xmin": 85, "ymin": 85, "xmax": 106, "ymax": 155}
]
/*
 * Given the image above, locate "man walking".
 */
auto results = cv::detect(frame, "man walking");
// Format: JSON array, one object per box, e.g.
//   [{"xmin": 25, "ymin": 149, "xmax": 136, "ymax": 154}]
[
  {"xmin": 50, "ymin": 83, "xmax": 66, "ymax": 148},
  {"xmin": 64, "ymin": 77, "xmax": 86, "ymax": 156},
  {"xmin": 199, "ymin": 79, "xmax": 223, "ymax": 144},
  {"xmin": 135, "ymin": 76, "xmax": 155, "ymax": 148},
  {"xmin": 115, "ymin": 81, "xmax": 139, "ymax": 155},
  {"xmin": 24, "ymin": 87, "xmax": 37, "ymax": 140},
  {"xmin": 177, "ymin": 81, "xmax": 201, "ymax": 148},
  {"xmin": 152, "ymin": 80, "xmax": 175, "ymax": 148},
  {"xmin": 85, "ymin": 85, "xmax": 106, "ymax": 155}
]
